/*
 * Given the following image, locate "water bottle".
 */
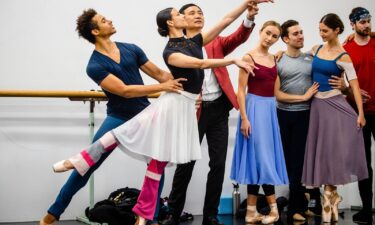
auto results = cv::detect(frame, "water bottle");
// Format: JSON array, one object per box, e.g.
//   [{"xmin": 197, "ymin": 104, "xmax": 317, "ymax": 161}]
[{"xmin": 232, "ymin": 183, "xmax": 241, "ymax": 216}]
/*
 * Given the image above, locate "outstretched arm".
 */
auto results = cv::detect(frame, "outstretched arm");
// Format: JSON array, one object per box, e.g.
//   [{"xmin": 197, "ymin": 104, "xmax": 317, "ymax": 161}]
[
  {"xmin": 218, "ymin": 1, "xmax": 259, "ymax": 55},
  {"xmin": 100, "ymin": 72, "xmax": 185, "ymax": 98},
  {"xmin": 167, "ymin": 52, "xmax": 254, "ymax": 75},
  {"xmin": 201, "ymin": 0, "xmax": 272, "ymax": 45}
]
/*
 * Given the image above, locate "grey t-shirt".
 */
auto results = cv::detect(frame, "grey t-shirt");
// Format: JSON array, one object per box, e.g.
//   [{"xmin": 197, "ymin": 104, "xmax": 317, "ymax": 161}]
[{"xmin": 277, "ymin": 53, "xmax": 312, "ymax": 111}]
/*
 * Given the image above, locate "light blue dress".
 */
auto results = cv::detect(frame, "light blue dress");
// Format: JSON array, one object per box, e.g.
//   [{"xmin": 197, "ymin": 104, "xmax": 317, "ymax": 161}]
[{"xmin": 230, "ymin": 61, "xmax": 289, "ymax": 185}]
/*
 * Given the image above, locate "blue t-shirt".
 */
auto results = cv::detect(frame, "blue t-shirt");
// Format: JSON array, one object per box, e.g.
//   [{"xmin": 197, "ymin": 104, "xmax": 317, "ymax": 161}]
[{"xmin": 86, "ymin": 42, "xmax": 150, "ymax": 120}]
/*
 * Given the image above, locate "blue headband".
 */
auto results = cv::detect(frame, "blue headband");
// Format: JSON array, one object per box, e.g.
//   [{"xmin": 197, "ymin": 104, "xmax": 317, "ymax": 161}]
[{"xmin": 350, "ymin": 8, "xmax": 371, "ymax": 23}]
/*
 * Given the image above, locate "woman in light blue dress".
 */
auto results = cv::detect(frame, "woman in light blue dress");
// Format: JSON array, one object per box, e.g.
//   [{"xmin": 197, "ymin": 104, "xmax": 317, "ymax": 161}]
[{"xmin": 230, "ymin": 20, "xmax": 288, "ymax": 224}]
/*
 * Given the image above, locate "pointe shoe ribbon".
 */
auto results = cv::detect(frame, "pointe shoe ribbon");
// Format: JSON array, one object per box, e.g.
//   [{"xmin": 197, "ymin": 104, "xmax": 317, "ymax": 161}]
[
  {"xmin": 330, "ymin": 192, "xmax": 343, "ymax": 222},
  {"xmin": 322, "ymin": 192, "xmax": 332, "ymax": 223}
]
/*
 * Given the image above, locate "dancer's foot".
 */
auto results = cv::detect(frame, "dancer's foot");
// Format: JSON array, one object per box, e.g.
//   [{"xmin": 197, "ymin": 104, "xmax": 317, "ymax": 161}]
[
  {"xmin": 322, "ymin": 191, "xmax": 332, "ymax": 223},
  {"xmin": 39, "ymin": 213, "xmax": 56, "ymax": 225},
  {"xmin": 245, "ymin": 205, "xmax": 264, "ymax": 224},
  {"xmin": 330, "ymin": 191, "xmax": 342, "ymax": 222},
  {"xmin": 292, "ymin": 213, "xmax": 306, "ymax": 221},
  {"xmin": 261, "ymin": 203, "xmax": 279, "ymax": 224},
  {"xmin": 135, "ymin": 216, "xmax": 147, "ymax": 225},
  {"xmin": 53, "ymin": 160, "xmax": 74, "ymax": 173}
]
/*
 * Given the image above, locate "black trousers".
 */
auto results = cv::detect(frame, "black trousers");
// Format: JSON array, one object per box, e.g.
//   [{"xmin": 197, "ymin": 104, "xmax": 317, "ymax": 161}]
[
  {"xmin": 277, "ymin": 109, "xmax": 310, "ymax": 215},
  {"xmin": 168, "ymin": 94, "xmax": 231, "ymax": 219},
  {"xmin": 358, "ymin": 114, "xmax": 374, "ymax": 211}
]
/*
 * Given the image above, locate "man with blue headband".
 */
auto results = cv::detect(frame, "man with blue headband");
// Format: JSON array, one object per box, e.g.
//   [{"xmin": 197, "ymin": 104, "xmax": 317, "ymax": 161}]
[{"xmin": 344, "ymin": 6, "xmax": 374, "ymax": 224}]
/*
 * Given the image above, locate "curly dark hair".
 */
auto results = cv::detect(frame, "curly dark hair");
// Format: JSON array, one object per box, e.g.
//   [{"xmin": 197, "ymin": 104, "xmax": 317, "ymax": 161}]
[{"xmin": 76, "ymin": 8, "xmax": 98, "ymax": 44}]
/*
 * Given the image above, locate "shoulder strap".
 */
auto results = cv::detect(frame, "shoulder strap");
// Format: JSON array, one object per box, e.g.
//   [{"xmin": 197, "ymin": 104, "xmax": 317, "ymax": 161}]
[
  {"xmin": 334, "ymin": 52, "xmax": 348, "ymax": 61},
  {"xmin": 315, "ymin": 45, "xmax": 323, "ymax": 55},
  {"xmin": 247, "ymin": 53, "xmax": 256, "ymax": 63}
]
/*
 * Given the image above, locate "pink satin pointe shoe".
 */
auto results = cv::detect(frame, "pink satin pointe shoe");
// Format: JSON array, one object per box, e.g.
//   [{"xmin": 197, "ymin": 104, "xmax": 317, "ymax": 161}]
[
  {"xmin": 261, "ymin": 211, "xmax": 279, "ymax": 224},
  {"xmin": 322, "ymin": 191, "xmax": 332, "ymax": 223},
  {"xmin": 52, "ymin": 160, "xmax": 73, "ymax": 173},
  {"xmin": 261, "ymin": 204, "xmax": 279, "ymax": 224},
  {"xmin": 245, "ymin": 205, "xmax": 264, "ymax": 223}
]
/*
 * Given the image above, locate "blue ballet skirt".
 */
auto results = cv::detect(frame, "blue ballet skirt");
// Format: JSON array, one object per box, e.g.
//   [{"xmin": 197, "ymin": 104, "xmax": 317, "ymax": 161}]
[{"xmin": 230, "ymin": 93, "xmax": 289, "ymax": 185}]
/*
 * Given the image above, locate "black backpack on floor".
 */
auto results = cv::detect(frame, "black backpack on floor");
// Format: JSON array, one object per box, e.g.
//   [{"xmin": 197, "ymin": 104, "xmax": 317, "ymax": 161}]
[{"xmin": 85, "ymin": 187, "xmax": 140, "ymax": 225}]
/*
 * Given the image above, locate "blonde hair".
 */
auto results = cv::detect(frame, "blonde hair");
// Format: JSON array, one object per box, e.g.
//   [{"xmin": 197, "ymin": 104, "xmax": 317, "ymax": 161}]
[{"xmin": 260, "ymin": 20, "xmax": 282, "ymax": 36}]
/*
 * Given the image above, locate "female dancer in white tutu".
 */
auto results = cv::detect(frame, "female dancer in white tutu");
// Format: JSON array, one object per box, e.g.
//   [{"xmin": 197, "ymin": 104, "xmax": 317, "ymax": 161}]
[{"xmin": 52, "ymin": 1, "xmax": 256, "ymax": 224}]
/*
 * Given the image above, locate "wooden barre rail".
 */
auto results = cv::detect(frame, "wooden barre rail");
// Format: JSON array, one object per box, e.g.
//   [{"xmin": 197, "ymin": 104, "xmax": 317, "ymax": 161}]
[{"xmin": 0, "ymin": 90, "xmax": 160, "ymax": 99}]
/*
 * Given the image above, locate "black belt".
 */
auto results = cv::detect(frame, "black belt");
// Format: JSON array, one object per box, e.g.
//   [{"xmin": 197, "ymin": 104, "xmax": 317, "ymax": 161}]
[{"xmin": 202, "ymin": 94, "xmax": 225, "ymax": 107}]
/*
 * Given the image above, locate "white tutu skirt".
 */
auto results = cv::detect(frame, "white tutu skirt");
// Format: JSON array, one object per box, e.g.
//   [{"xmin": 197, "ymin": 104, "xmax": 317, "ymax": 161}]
[{"xmin": 112, "ymin": 91, "xmax": 201, "ymax": 164}]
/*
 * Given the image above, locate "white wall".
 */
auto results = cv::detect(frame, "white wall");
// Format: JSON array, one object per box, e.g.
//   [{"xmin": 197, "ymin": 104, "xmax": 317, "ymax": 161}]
[{"xmin": 0, "ymin": 0, "xmax": 374, "ymax": 222}]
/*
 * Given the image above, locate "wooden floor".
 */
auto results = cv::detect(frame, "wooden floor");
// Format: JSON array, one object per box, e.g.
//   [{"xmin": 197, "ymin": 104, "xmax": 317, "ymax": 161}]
[{"xmin": 0, "ymin": 210, "xmax": 373, "ymax": 225}]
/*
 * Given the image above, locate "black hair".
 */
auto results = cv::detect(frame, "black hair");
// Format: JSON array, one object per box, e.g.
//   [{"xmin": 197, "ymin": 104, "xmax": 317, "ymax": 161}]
[
  {"xmin": 320, "ymin": 13, "xmax": 344, "ymax": 34},
  {"xmin": 156, "ymin": 7, "xmax": 173, "ymax": 37},
  {"xmin": 281, "ymin": 20, "xmax": 299, "ymax": 40},
  {"xmin": 179, "ymin": 3, "xmax": 202, "ymax": 14}
]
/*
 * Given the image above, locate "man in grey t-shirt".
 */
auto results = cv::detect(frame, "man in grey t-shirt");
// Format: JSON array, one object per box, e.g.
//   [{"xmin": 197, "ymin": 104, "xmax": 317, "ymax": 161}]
[
  {"xmin": 275, "ymin": 20, "xmax": 344, "ymax": 221},
  {"xmin": 277, "ymin": 52, "xmax": 313, "ymax": 111}
]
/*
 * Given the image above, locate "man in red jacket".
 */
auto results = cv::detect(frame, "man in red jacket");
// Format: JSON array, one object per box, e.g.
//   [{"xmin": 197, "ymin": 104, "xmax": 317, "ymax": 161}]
[
  {"xmin": 162, "ymin": 2, "xmax": 262, "ymax": 225},
  {"xmin": 344, "ymin": 7, "xmax": 374, "ymax": 224}
]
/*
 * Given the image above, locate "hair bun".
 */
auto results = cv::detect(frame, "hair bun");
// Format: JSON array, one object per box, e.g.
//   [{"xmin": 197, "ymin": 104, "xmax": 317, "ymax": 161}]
[{"xmin": 158, "ymin": 27, "xmax": 168, "ymax": 37}]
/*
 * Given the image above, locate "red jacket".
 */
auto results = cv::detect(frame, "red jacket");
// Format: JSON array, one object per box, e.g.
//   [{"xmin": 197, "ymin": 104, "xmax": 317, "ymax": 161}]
[{"xmin": 203, "ymin": 21, "xmax": 255, "ymax": 109}]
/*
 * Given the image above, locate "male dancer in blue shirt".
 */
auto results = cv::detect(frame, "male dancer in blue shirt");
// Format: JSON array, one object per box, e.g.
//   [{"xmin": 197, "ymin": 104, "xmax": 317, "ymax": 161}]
[{"xmin": 40, "ymin": 9, "xmax": 184, "ymax": 225}]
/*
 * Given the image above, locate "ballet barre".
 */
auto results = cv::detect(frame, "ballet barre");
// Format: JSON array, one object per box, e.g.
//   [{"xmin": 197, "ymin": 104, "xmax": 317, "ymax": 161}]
[
  {"xmin": 0, "ymin": 89, "xmax": 159, "ymax": 99},
  {"xmin": 0, "ymin": 89, "xmax": 159, "ymax": 224}
]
